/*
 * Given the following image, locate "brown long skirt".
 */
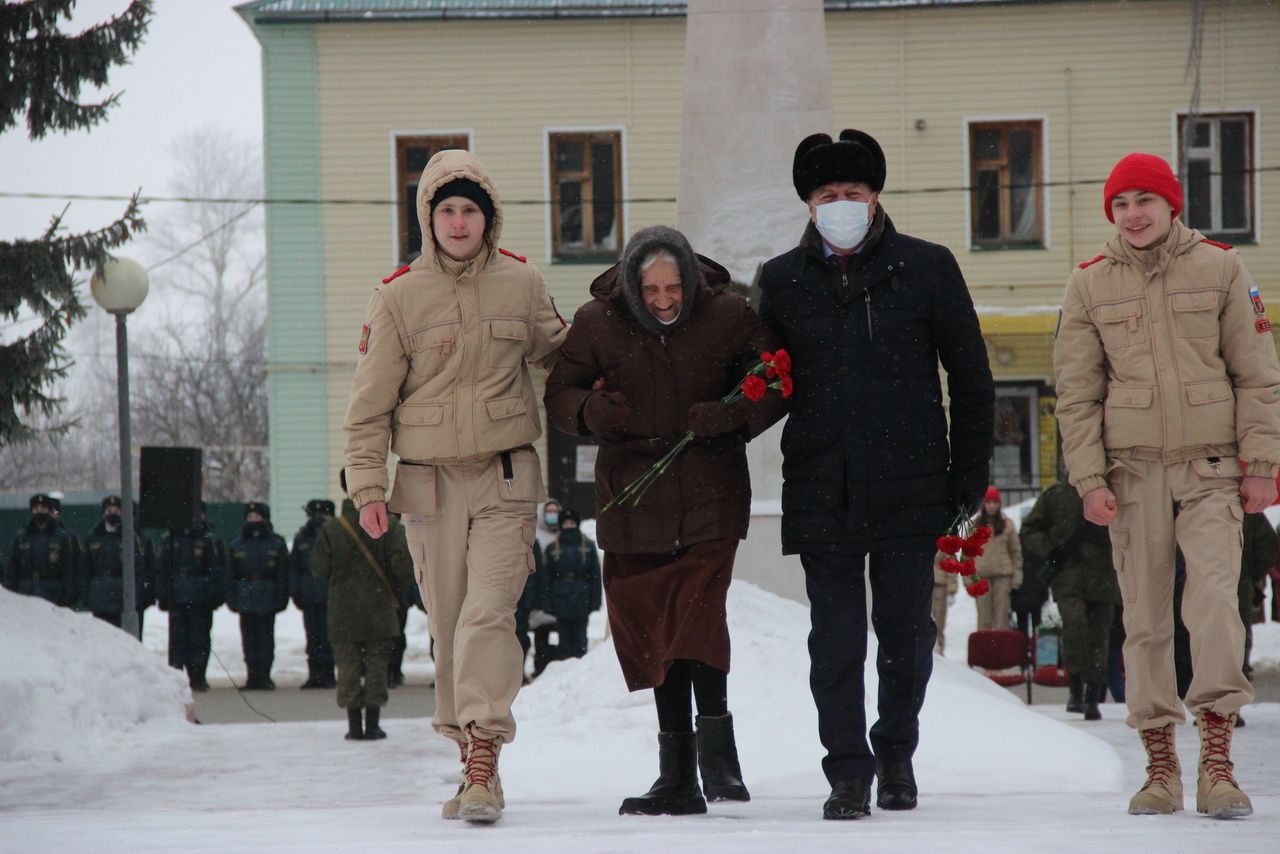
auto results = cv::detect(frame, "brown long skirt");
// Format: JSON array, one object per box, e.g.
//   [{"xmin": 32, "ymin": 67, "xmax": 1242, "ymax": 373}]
[{"xmin": 603, "ymin": 539, "xmax": 738, "ymax": 691}]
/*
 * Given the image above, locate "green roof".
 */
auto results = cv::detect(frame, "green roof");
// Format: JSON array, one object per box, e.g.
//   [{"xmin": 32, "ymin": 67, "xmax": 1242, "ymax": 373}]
[{"xmin": 236, "ymin": 0, "xmax": 1065, "ymax": 23}]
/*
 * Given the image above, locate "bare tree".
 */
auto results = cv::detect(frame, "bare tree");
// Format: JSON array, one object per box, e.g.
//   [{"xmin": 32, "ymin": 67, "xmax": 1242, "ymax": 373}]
[{"xmin": 128, "ymin": 125, "xmax": 268, "ymax": 502}]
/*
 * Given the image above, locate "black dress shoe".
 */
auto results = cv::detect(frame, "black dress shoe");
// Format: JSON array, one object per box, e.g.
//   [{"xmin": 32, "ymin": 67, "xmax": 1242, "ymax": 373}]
[
  {"xmin": 875, "ymin": 758, "xmax": 917, "ymax": 810},
  {"xmin": 823, "ymin": 779, "xmax": 871, "ymax": 820}
]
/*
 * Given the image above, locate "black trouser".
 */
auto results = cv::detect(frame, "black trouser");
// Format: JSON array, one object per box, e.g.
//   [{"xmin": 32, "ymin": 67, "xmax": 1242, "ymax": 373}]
[
  {"xmin": 532, "ymin": 625, "xmax": 555, "ymax": 676},
  {"xmin": 555, "ymin": 616, "xmax": 590, "ymax": 660},
  {"xmin": 169, "ymin": 605, "xmax": 214, "ymax": 678},
  {"xmin": 388, "ymin": 603, "xmax": 408, "ymax": 680},
  {"xmin": 301, "ymin": 603, "xmax": 334, "ymax": 676},
  {"xmin": 801, "ymin": 545, "xmax": 936, "ymax": 787},
  {"xmin": 239, "ymin": 613, "xmax": 276, "ymax": 676}
]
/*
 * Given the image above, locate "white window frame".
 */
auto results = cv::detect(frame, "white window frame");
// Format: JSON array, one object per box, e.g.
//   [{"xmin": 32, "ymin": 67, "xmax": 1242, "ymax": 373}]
[
  {"xmin": 542, "ymin": 125, "xmax": 629, "ymax": 263},
  {"xmin": 961, "ymin": 114, "xmax": 1051, "ymax": 251},
  {"xmin": 387, "ymin": 129, "xmax": 475, "ymax": 265},
  {"xmin": 1171, "ymin": 108, "xmax": 1260, "ymax": 243}
]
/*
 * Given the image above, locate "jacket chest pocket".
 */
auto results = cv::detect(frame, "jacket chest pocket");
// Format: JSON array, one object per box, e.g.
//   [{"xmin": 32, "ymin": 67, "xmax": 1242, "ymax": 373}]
[
  {"xmin": 408, "ymin": 324, "xmax": 457, "ymax": 379},
  {"xmin": 1094, "ymin": 299, "xmax": 1146, "ymax": 350},
  {"xmin": 1169, "ymin": 291, "xmax": 1220, "ymax": 340},
  {"xmin": 484, "ymin": 318, "xmax": 529, "ymax": 368}
]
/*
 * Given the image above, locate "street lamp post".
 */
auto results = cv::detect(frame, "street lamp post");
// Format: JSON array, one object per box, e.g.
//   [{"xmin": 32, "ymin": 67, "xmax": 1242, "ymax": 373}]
[{"xmin": 91, "ymin": 257, "xmax": 149, "ymax": 641}]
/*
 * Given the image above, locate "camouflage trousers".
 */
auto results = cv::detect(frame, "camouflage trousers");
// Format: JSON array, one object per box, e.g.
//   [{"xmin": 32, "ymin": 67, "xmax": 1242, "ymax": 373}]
[{"xmin": 334, "ymin": 639, "xmax": 395, "ymax": 709}]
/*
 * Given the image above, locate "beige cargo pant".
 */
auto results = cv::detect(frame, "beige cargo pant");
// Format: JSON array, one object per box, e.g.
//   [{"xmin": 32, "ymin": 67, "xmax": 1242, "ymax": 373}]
[
  {"xmin": 394, "ymin": 448, "xmax": 542, "ymax": 745},
  {"xmin": 1107, "ymin": 458, "xmax": 1254, "ymax": 730}
]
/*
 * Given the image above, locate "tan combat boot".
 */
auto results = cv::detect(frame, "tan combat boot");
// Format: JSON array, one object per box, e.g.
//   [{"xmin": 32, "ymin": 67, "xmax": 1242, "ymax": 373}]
[
  {"xmin": 1195, "ymin": 711, "xmax": 1252, "ymax": 818},
  {"xmin": 441, "ymin": 740, "xmax": 468, "ymax": 820},
  {"xmin": 458, "ymin": 731, "xmax": 505, "ymax": 824},
  {"xmin": 1128, "ymin": 724, "xmax": 1182, "ymax": 815}
]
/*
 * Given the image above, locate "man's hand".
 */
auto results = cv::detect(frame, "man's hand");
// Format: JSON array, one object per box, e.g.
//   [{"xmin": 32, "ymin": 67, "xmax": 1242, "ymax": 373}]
[
  {"xmin": 360, "ymin": 500, "xmax": 389, "ymax": 539},
  {"xmin": 1240, "ymin": 475, "xmax": 1278, "ymax": 514},
  {"xmin": 1083, "ymin": 486, "xmax": 1117, "ymax": 526}
]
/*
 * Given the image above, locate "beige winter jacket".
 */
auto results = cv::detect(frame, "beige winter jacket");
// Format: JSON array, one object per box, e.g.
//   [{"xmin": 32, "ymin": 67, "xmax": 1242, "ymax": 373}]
[
  {"xmin": 972, "ymin": 515, "xmax": 1022, "ymax": 586},
  {"xmin": 1055, "ymin": 219, "xmax": 1280, "ymax": 497},
  {"xmin": 343, "ymin": 150, "xmax": 567, "ymax": 509}
]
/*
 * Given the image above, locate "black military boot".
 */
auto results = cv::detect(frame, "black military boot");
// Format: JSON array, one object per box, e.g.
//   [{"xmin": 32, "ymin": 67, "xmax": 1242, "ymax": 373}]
[
  {"xmin": 189, "ymin": 662, "xmax": 210, "ymax": 693},
  {"xmin": 1083, "ymin": 683, "xmax": 1104, "ymax": 721},
  {"xmin": 300, "ymin": 662, "xmax": 323, "ymax": 690},
  {"xmin": 1066, "ymin": 674, "xmax": 1084, "ymax": 714},
  {"xmin": 364, "ymin": 706, "xmax": 387, "ymax": 740},
  {"xmin": 875, "ymin": 757, "xmax": 918, "ymax": 810},
  {"xmin": 345, "ymin": 707, "xmax": 364, "ymax": 741},
  {"xmin": 823, "ymin": 779, "xmax": 871, "ymax": 820},
  {"xmin": 619, "ymin": 732, "xmax": 707, "ymax": 816},
  {"xmin": 695, "ymin": 714, "xmax": 750, "ymax": 802}
]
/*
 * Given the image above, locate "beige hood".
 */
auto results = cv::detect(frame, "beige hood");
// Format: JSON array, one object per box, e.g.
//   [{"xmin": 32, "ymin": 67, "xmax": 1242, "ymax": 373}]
[{"xmin": 413, "ymin": 148, "xmax": 504, "ymax": 270}]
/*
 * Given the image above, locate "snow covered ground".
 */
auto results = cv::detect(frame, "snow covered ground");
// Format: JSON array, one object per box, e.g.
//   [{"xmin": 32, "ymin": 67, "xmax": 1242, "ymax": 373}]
[{"xmin": 3, "ymin": 581, "xmax": 1278, "ymax": 852}]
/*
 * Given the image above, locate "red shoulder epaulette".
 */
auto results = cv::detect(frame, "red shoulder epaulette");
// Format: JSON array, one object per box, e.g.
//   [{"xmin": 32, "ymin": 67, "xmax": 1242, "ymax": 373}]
[
  {"xmin": 1078, "ymin": 254, "xmax": 1107, "ymax": 269},
  {"xmin": 499, "ymin": 248, "xmax": 527, "ymax": 263},
  {"xmin": 1201, "ymin": 238, "xmax": 1233, "ymax": 250},
  {"xmin": 381, "ymin": 264, "xmax": 411, "ymax": 284}
]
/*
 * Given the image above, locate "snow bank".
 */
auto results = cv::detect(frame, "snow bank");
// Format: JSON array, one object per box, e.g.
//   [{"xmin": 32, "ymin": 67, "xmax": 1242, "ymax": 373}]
[
  {"xmin": 506, "ymin": 580, "xmax": 1123, "ymax": 798},
  {"xmin": 0, "ymin": 588, "xmax": 190, "ymax": 763}
]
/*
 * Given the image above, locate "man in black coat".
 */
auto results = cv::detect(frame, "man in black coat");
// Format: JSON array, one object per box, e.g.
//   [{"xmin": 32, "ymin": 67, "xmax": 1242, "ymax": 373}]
[
  {"xmin": 292, "ymin": 499, "xmax": 336, "ymax": 689},
  {"xmin": 81, "ymin": 496, "xmax": 154, "ymax": 631},
  {"xmin": 157, "ymin": 504, "xmax": 226, "ymax": 691},
  {"xmin": 4, "ymin": 493, "xmax": 78, "ymax": 607},
  {"xmin": 759, "ymin": 129, "xmax": 994, "ymax": 820},
  {"xmin": 225, "ymin": 502, "xmax": 290, "ymax": 690}
]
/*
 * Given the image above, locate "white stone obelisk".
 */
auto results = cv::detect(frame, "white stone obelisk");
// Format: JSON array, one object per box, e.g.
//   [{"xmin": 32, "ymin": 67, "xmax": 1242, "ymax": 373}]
[{"xmin": 676, "ymin": 0, "xmax": 832, "ymax": 601}]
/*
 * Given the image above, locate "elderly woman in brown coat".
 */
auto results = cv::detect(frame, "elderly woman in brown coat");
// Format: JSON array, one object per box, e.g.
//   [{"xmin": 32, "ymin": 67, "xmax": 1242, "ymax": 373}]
[{"xmin": 545, "ymin": 225, "xmax": 785, "ymax": 817}]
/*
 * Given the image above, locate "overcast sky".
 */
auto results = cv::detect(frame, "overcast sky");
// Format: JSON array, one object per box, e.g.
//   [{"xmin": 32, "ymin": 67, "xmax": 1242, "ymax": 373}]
[{"xmin": 0, "ymin": 1, "xmax": 262, "ymax": 241}]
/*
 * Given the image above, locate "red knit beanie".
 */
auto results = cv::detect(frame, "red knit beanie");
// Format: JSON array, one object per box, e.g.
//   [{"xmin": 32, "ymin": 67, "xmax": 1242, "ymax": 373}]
[
  {"xmin": 1103, "ymin": 153, "xmax": 1182, "ymax": 222},
  {"xmin": 984, "ymin": 486, "xmax": 1001, "ymax": 503}
]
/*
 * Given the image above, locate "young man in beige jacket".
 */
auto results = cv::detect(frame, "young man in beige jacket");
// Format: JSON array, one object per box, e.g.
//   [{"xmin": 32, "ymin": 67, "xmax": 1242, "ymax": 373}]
[
  {"xmin": 343, "ymin": 149, "xmax": 566, "ymax": 823},
  {"xmin": 1054, "ymin": 153, "xmax": 1280, "ymax": 819}
]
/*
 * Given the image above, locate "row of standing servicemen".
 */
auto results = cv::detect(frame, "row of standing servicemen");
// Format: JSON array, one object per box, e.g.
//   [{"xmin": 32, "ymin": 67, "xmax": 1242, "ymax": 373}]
[{"xmin": 0, "ymin": 493, "xmax": 422, "ymax": 692}]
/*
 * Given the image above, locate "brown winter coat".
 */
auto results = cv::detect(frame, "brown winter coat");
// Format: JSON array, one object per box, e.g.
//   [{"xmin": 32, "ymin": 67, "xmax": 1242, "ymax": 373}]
[
  {"xmin": 342, "ymin": 149, "xmax": 567, "ymax": 508},
  {"xmin": 1055, "ymin": 219, "xmax": 1280, "ymax": 497},
  {"xmin": 544, "ymin": 227, "xmax": 786, "ymax": 554}
]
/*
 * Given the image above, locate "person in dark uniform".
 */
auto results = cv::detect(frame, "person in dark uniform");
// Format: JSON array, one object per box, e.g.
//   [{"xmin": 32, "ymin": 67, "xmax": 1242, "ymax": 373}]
[
  {"xmin": 4, "ymin": 493, "xmax": 79, "ymax": 607},
  {"xmin": 292, "ymin": 499, "xmax": 337, "ymax": 689},
  {"xmin": 157, "ymin": 504, "xmax": 226, "ymax": 691},
  {"xmin": 47, "ymin": 495, "xmax": 86, "ymax": 609},
  {"xmin": 225, "ymin": 502, "xmax": 289, "ymax": 690},
  {"xmin": 81, "ymin": 496, "xmax": 154, "ymax": 631},
  {"xmin": 538, "ymin": 508, "xmax": 601, "ymax": 662}
]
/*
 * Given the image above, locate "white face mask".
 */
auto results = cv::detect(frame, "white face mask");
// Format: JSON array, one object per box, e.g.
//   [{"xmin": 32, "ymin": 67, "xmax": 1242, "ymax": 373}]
[
  {"xmin": 815, "ymin": 200, "xmax": 871, "ymax": 250},
  {"xmin": 657, "ymin": 313, "xmax": 681, "ymax": 326}
]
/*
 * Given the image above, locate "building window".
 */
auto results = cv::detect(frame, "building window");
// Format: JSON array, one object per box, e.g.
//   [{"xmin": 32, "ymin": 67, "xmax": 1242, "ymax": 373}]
[
  {"xmin": 549, "ymin": 131, "xmax": 622, "ymax": 261},
  {"xmin": 396, "ymin": 134, "xmax": 469, "ymax": 262},
  {"xmin": 968, "ymin": 121, "xmax": 1044, "ymax": 249},
  {"xmin": 1178, "ymin": 112, "xmax": 1255, "ymax": 242}
]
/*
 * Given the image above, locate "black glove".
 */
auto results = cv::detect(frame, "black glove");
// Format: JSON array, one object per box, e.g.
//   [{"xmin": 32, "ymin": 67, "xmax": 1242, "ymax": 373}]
[
  {"xmin": 1036, "ymin": 547, "xmax": 1067, "ymax": 587},
  {"xmin": 583, "ymin": 391, "xmax": 631, "ymax": 435},
  {"xmin": 686, "ymin": 400, "xmax": 748, "ymax": 438}
]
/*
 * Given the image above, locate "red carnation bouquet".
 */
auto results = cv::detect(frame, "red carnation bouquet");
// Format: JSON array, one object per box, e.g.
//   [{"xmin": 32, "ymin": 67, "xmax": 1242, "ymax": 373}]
[
  {"xmin": 601, "ymin": 349, "xmax": 793, "ymax": 512},
  {"xmin": 937, "ymin": 513, "xmax": 993, "ymax": 598}
]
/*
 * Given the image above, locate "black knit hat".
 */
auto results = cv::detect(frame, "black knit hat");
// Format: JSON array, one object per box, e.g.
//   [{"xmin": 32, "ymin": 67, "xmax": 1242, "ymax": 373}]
[
  {"xmin": 431, "ymin": 178, "xmax": 495, "ymax": 227},
  {"xmin": 102, "ymin": 495, "xmax": 123, "ymax": 511},
  {"xmin": 560, "ymin": 507, "xmax": 582, "ymax": 526},
  {"xmin": 245, "ymin": 501, "xmax": 270, "ymax": 519},
  {"xmin": 793, "ymin": 129, "xmax": 887, "ymax": 200},
  {"xmin": 304, "ymin": 499, "xmax": 335, "ymax": 517}
]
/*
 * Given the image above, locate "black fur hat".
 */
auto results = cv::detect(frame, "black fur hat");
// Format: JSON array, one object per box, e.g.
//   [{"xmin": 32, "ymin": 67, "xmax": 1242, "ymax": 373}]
[{"xmin": 792, "ymin": 129, "xmax": 886, "ymax": 200}]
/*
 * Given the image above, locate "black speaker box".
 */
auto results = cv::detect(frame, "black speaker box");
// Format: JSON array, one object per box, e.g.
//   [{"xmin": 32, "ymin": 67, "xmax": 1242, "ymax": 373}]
[{"xmin": 140, "ymin": 446, "xmax": 203, "ymax": 531}]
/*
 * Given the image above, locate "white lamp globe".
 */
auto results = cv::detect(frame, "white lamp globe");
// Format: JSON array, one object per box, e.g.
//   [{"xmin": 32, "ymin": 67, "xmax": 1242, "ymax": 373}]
[{"xmin": 90, "ymin": 256, "xmax": 150, "ymax": 314}]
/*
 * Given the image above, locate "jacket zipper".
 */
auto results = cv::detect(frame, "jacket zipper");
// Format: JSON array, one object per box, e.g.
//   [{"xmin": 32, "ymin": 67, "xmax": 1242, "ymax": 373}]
[{"xmin": 864, "ymin": 291, "xmax": 874, "ymax": 341}]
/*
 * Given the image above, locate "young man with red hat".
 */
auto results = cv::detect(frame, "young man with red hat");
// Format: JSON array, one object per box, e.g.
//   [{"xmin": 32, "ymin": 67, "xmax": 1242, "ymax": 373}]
[
  {"xmin": 759, "ymin": 129, "xmax": 994, "ymax": 820},
  {"xmin": 1054, "ymin": 152, "xmax": 1280, "ymax": 818}
]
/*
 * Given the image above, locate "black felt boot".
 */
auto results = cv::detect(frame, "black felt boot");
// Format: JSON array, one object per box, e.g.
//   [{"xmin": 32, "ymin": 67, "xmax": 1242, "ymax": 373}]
[
  {"xmin": 364, "ymin": 706, "xmax": 387, "ymax": 740},
  {"xmin": 695, "ymin": 714, "xmax": 750, "ymax": 802},
  {"xmin": 345, "ymin": 707, "xmax": 364, "ymax": 741},
  {"xmin": 1066, "ymin": 674, "xmax": 1084, "ymax": 714},
  {"xmin": 619, "ymin": 732, "xmax": 707, "ymax": 816}
]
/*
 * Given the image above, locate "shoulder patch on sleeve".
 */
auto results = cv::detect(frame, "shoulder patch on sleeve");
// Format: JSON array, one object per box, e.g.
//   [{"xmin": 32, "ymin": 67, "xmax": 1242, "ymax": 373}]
[
  {"xmin": 381, "ymin": 264, "xmax": 411, "ymax": 284},
  {"xmin": 1078, "ymin": 254, "xmax": 1107, "ymax": 269},
  {"xmin": 499, "ymin": 248, "xmax": 527, "ymax": 263},
  {"xmin": 1201, "ymin": 238, "xmax": 1234, "ymax": 250},
  {"xmin": 358, "ymin": 324, "xmax": 370, "ymax": 354}
]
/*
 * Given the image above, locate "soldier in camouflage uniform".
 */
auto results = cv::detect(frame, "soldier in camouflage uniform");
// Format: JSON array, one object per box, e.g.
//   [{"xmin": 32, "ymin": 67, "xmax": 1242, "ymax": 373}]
[{"xmin": 311, "ymin": 470, "xmax": 415, "ymax": 741}]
